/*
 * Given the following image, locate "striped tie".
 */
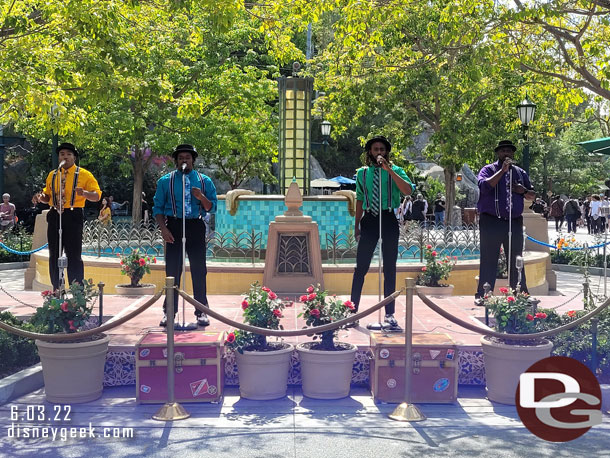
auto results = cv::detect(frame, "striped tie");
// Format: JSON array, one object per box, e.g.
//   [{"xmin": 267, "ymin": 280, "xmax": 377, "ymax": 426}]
[{"xmin": 371, "ymin": 168, "xmax": 379, "ymax": 216}]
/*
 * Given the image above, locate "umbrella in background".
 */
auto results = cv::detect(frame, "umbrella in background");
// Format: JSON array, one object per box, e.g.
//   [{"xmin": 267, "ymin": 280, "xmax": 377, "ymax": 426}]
[
  {"xmin": 330, "ymin": 176, "xmax": 356, "ymax": 185},
  {"xmin": 577, "ymin": 137, "xmax": 610, "ymax": 155},
  {"xmin": 310, "ymin": 178, "xmax": 340, "ymax": 188}
]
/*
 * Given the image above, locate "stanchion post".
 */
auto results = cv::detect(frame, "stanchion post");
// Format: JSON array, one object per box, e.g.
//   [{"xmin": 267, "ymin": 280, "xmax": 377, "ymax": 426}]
[
  {"xmin": 97, "ymin": 282, "xmax": 104, "ymax": 327},
  {"xmin": 483, "ymin": 282, "xmax": 491, "ymax": 327},
  {"xmin": 389, "ymin": 277, "xmax": 426, "ymax": 422},
  {"xmin": 591, "ymin": 318, "xmax": 599, "ymax": 375},
  {"xmin": 153, "ymin": 277, "xmax": 190, "ymax": 421}
]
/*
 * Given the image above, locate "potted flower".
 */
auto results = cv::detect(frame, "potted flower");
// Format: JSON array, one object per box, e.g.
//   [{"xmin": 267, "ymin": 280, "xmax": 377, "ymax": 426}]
[
  {"xmin": 480, "ymin": 287, "xmax": 553, "ymax": 404},
  {"xmin": 30, "ymin": 280, "xmax": 110, "ymax": 403},
  {"xmin": 416, "ymin": 244, "xmax": 456, "ymax": 296},
  {"xmin": 224, "ymin": 283, "xmax": 292, "ymax": 400},
  {"xmin": 296, "ymin": 284, "xmax": 357, "ymax": 399},
  {"xmin": 115, "ymin": 249, "xmax": 156, "ymax": 295}
]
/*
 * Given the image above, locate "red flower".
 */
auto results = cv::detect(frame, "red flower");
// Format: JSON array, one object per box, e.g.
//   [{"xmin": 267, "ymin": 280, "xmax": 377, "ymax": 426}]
[
  {"xmin": 152, "ymin": 257, "xmax": 157, "ymax": 263},
  {"xmin": 226, "ymin": 332, "xmax": 236, "ymax": 343},
  {"xmin": 453, "ymin": 256, "xmax": 457, "ymax": 260},
  {"xmin": 262, "ymin": 286, "xmax": 270, "ymax": 292},
  {"xmin": 241, "ymin": 300, "xmax": 249, "ymax": 310},
  {"xmin": 426, "ymin": 244, "xmax": 432, "ymax": 249},
  {"xmin": 535, "ymin": 312, "xmax": 547, "ymax": 319},
  {"xmin": 567, "ymin": 310, "xmax": 576, "ymax": 318},
  {"xmin": 68, "ymin": 320, "xmax": 76, "ymax": 330},
  {"xmin": 431, "ymin": 251, "xmax": 437, "ymax": 257},
  {"xmin": 507, "ymin": 296, "xmax": 515, "ymax": 302},
  {"xmin": 421, "ymin": 266, "xmax": 427, "ymax": 272},
  {"xmin": 526, "ymin": 314, "xmax": 534, "ymax": 321},
  {"xmin": 344, "ymin": 300, "xmax": 355, "ymax": 310},
  {"xmin": 299, "ymin": 295, "xmax": 308, "ymax": 302},
  {"xmin": 268, "ymin": 291, "xmax": 277, "ymax": 300},
  {"xmin": 120, "ymin": 261, "xmax": 124, "ymax": 265},
  {"xmin": 139, "ymin": 258, "xmax": 146, "ymax": 266},
  {"xmin": 308, "ymin": 293, "xmax": 317, "ymax": 301},
  {"xmin": 499, "ymin": 287, "xmax": 509, "ymax": 294},
  {"xmin": 307, "ymin": 286, "xmax": 314, "ymax": 293},
  {"xmin": 310, "ymin": 308, "xmax": 320, "ymax": 317},
  {"xmin": 41, "ymin": 290, "xmax": 52, "ymax": 297},
  {"xmin": 61, "ymin": 301, "xmax": 69, "ymax": 312},
  {"xmin": 273, "ymin": 309, "xmax": 282, "ymax": 317}
]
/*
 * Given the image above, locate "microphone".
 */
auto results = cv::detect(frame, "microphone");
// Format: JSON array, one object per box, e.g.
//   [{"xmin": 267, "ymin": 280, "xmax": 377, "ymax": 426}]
[
  {"xmin": 376, "ymin": 155, "xmax": 384, "ymax": 166},
  {"xmin": 58, "ymin": 160, "xmax": 66, "ymax": 169},
  {"xmin": 181, "ymin": 163, "xmax": 187, "ymax": 172}
]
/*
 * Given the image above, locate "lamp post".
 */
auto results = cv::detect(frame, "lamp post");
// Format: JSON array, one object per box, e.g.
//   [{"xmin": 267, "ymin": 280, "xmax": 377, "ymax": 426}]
[
  {"xmin": 320, "ymin": 120, "xmax": 331, "ymax": 153},
  {"xmin": 516, "ymin": 97, "xmax": 536, "ymax": 174}
]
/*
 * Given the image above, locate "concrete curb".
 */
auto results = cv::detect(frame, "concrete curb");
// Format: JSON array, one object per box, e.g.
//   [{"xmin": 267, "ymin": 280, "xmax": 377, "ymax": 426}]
[
  {"xmin": 0, "ymin": 363, "xmax": 43, "ymax": 405},
  {"xmin": 551, "ymin": 263, "xmax": 607, "ymax": 276},
  {"xmin": 0, "ymin": 261, "xmax": 29, "ymax": 271}
]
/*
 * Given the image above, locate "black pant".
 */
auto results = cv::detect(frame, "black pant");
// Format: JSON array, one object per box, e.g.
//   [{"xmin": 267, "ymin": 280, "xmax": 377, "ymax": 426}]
[
  {"xmin": 350, "ymin": 210, "xmax": 399, "ymax": 315},
  {"xmin": 163, "ymin": 217, "xmax": 209, "ymax": 316},
  {"xmin": 47, "ymin": 208, "xmax": 84, "ymax": 290},
  {"xmin": 476, "ymin": 213, "xmax": 528, "ymax": 298},
  {"xmin": 566, "ymin": 214, "xmax": 578, "ymax": 233},
  {"xmin": 555, "ymin": 216, "xmax": 564, "ymax": 230}
]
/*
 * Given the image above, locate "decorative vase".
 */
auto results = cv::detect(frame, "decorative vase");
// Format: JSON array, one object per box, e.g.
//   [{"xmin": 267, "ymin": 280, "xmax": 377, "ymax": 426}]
[
  {"xmin": 235, "ymin": 343, "xmax": 294, "ymax": 400},
  {"xmin": 35, "ymin": 334, "xmax": 110, "ymax": 403},
  {"xmin": 415, "ymin": 284, "xmax": 454, "ymax": 298},
  {"xmin": 296, "ymin": 342, "xmax": 357, "ymax": 399},
  {"xmin": 114, "ymin": 283, "xmax": 156, "ymax": 296},
  {"xmin": 480, "ymin": 335, "xmax": 553, "ymax": 405}
]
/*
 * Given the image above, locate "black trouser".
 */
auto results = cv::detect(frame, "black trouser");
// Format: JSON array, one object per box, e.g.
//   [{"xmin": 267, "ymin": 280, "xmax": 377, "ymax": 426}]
[
  {"xmin": 350, "ymin": 210, "xmax": 399, "ymax": 315},
  {"xmin": 566, "ymin": 214, "xmax": 578, "ymax": 233},
  {"xmin": 163, "ymin": 216, "xmax": 208, "ymax": 316},
  {"xmin": 47, "ymin": 208, "xmax": 84, "ymax": 290},
  {"xmin": 476, "ymin": 213, "xmax": 528, "ymax": 298},
  {"xmin": 555, "ymin": 216, "xmax": 564, "ymax": 230}
]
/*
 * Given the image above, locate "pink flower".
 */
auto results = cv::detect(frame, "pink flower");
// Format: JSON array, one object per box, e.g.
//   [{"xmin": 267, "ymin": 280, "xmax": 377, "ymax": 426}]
[
  {"xmin": 120, "ymin": 261, "xmax": 124, "ymax": 265},
  {"xmin": 310, "ymin": 308, "xmax": 320, "ymax": 318},
  {"xmin": 262, "ymin": 286, "xmax": 270, "ymax": 292},
  {"xmin": 41, "ymin": 290, "xmax": 52, "ymax": 297},
  {"xmin": 422, "ymin": 266, "xmax": 427, "ymax": 272},
  {"xmin": 307, "ymin": 286, "xmax": 314, "ymax": 293},
  {"xmin": 241, "ymin": 300, "xmax": 249, "ymax": 310},
  {"xmin": 453, "ymin": 256, "xmax": 457, "ymax": 260},
  {"xmin": 344, "ymin": 300, "xmax": 355, "ymax": 310},
  {"xmin": 308, "ymin": 293, "xmax": 317, "ymax": 301},
  {"xmin": 268, "ymin": 291, "xmax": 277, "ymax": 300},
  {"xmin": 432, "ymin": 251, "xmax": 437, "ymax": 257},
  {"xmin": 507, "ymin": 296, "xmax": 515, "ymax": 302},
  {"xmin": 300, "ymin": 295, "xmax": 308, "ymax": 302},
  {"xmin": 426, "ymin": 244, "xmax": 432, "ymax": 249},
  {"xmin": 226, "ymin": 332, "xmax": 236, "ymax": 343},
  {"xmin": 61, "ymin": 301, "xmax": 69, "ymax": 312},
  {"xmin": 567, "ymin": 310, "xmax": 576, "ymax": 318},
  {"xmin": 535, "ymin": 312, "xmax": 547, "ymax": 319},
  {"xmin": 526, "ymin": 314, "xmax": 534, "ymax": 321},
  {"xmin": 68, "ymin": 320, "xmax": 76, "ymax": 330},
  {"xmin": 273, "ymin": 309, "xmax": 282, "ymax": 317},
  {"xmin": 152, "ymin": 257, "xmax": 157, "ymax": 263},
  {"xmin": 139, "ymin": 258, "xmax": 146, "ymax": 266},
  {"xmin": 499, "ymin": 287, "xmax": 509, "ymax": 294}
]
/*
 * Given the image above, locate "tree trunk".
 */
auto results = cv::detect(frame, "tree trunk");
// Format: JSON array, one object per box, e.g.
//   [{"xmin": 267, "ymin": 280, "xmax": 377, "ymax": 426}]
[
  {"xmin": 444, "ymin": 165, "xmax": 456, "ymax": 226},
  {"xmin": 131, "ymin": 146, "xmax": 144, "ymax": 224}
]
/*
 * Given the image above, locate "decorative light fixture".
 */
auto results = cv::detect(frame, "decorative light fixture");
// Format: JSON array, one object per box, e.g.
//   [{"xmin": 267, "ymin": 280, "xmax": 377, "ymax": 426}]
[
  {"xmin": 321, "ymin": 120, "xmax": 331, "ymax": 138},
  {"xmin": 517, "ymin": 97, "xmax": 536, "ymax": 127}
]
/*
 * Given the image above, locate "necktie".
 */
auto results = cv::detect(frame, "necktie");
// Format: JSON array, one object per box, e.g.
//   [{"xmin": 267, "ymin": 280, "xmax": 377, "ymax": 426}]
[
  {"xmin": 184, "ymin": 174, "xmax": 192, "ymax": 218},
  {"xmin": 371, "ymin": 168, "xmax": 379, "ymax": 216}
]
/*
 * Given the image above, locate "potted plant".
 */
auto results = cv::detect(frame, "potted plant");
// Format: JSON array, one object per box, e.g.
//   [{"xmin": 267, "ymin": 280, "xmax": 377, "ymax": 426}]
[
  {"xmin": 475, "ymin": 247, "xmax": 509, "ymax": 294},
  {"xmin": 30, "ymin": 280, "xmax": 109, "ymax": 403},
  {"xmin": 115, "ymin": 249, "xmax": 156, "ymax": 295},
  {"xmin": 296, "ymin": 285, "xmax": 357, "ymax": 399},
  {"xmin": 224, "ymin": 283, "xmax": 293, "ymax": 400},
  {"xmin": 480, "ymin": 287, "xmax": 553, "ymax": 404},
  {"xmin": 416, "ymin": 244, "xmax": 456, "ymax": 296}
]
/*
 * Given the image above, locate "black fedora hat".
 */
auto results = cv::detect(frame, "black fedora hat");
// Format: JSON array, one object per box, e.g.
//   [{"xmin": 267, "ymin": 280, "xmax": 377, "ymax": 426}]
[
  {"xmin": 172, "ymin": 144, "xmax": 198, "ymax": 160},
  {"xmin": 365, "ymin": 135, "xmax": 391, "ymax": 153},
  {"xmin": 56, "ymin": 142, "xmax": 78, "ymax": 157},
  {"xmin": 494, "ymin": 140, "xmax": 517, "ymax": 153}
]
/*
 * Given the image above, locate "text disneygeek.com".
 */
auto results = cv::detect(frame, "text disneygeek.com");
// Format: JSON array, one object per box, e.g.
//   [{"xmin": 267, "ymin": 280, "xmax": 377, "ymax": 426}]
[{"xmin": 7, "ymin": 423, "xmax": 134, "ymax": 441}]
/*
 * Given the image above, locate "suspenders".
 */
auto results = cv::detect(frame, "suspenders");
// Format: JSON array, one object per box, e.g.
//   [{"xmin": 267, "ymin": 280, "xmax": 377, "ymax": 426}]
[
  {"xmin": 169, "ymin": 170, "xmax": 206, "ymax": 217},
  {"xmin": 51, "ymin": 166, "xmax": 80, "ymax": 210}
]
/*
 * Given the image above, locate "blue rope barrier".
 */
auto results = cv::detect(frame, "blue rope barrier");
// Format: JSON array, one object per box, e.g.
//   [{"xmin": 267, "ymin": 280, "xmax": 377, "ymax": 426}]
[
  {"xmin": 526, "ymin": 235, "xmax": 610, "ymax": 250},
  {"xmin": 0, "ymin": 241, "xmax": 48, "ymax": 255}
]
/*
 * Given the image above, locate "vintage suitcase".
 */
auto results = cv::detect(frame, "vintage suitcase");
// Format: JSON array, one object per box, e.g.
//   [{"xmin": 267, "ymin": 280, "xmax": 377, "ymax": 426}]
[
  {"xmin": 370, "ymin": 332, "xmax": 458, "ymax": 403},
  {"xmin": 136, "ymin": 331, "xmax": 224, "ymax": 404}
]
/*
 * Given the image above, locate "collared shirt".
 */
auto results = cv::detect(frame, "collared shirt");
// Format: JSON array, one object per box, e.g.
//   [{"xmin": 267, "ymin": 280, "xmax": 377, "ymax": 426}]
[
  {"xmin": 153, "ymin": 169, "xmax": 217, "ymax": 218},
  {"xmin": 356, "ymin": 164, "xmax": 414, "ymax": 211},
  {"xmin": 477, "ymin": 161, "xmax": 532, "ymax": 219},
  {"xmin": 42, "ymin": 164, "xmax": 101, "ymax": 209}
]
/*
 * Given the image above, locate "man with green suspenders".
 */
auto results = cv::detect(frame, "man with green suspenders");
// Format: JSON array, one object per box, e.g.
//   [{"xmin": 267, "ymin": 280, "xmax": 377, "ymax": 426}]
[{"xmin": 349, "ymin": 136, "xmax": 414, "ymax": 330}]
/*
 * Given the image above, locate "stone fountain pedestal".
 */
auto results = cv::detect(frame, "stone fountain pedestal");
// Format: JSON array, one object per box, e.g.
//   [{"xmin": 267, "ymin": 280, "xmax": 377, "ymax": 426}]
[{"xmin": 263, "ymin": 181, "xmax": 324, "ymax": 295}]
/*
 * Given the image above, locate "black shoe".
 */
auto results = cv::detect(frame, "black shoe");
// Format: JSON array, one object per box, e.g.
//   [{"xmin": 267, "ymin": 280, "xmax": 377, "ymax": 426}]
[
  {"xmin": 474, "ymin": 298, "xmax": 485, "ymax": 307},
  {"xmin": 384, "ymin": 314, "xmax": 398, "ymax": 328},
  {"xmin": 196, "ymin": 314, "xmax": 210, "ymax": 327}
]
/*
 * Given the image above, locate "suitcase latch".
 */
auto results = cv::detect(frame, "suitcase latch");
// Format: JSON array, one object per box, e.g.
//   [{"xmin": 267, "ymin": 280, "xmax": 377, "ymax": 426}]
[
  {"xmin": 200, "ymin": 358, "xmax": 207, "ymax": 366},
  {"xmin": 389, "ymin": 360, "xmax": 395, "ymax": 368},
  {"xmin": 412, "ymin": 352, "xmax": 421, "ymax": 374},
  {"xmin": 175, "ymin": 352, "xmax": 185, "ymax": 373}
]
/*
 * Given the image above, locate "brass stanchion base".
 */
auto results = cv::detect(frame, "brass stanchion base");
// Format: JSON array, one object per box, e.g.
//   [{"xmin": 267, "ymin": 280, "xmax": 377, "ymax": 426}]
[
  {"xmin": 152, "ymin": 402, "xmax": 190, "ymax": 421},
  {"xmin": 388, "ymin": 402, "xmax": 426, "ymax": 422}
]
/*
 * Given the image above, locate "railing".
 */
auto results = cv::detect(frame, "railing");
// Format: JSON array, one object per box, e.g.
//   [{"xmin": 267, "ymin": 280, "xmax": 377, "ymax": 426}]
[{"xmin": 81, "ymin": 220, "xmax": 480, "ymax": 264}]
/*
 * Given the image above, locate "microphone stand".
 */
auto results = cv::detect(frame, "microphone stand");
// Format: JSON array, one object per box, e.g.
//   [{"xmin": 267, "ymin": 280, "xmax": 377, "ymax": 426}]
[
  {"xmin": 507, "ymin": 167, "xmax": 513, "ymax": 292},
  {"xmin": 57, "ymin": 162, "xmax": 67, "ymax": 298},
  {"xmin": 367, "ymin": 163, "xmax": 384, "ymax": 331}
]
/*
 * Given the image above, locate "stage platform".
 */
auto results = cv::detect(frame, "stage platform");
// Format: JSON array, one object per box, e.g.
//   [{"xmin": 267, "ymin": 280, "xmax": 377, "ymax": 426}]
[{"xmin": 0, "ymin": 291, "xmax": 583, "ymax": 389}]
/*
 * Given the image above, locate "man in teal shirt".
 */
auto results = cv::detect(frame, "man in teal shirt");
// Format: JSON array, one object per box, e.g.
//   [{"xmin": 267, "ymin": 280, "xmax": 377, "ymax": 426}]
[
  {"xmin": 153, "ymin": 144, "xmax": 217, "ymax": 327},
  {"xmin": 349, "ymin": 136, "xmax": 414, "ymax": 329}
]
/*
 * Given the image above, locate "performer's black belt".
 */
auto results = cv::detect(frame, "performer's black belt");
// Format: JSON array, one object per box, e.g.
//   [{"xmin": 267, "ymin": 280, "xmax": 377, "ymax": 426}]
[
  {"xmin": 166, "ymin": 215, "xmax": 202, "ymax": 221},
  {"xmin": 364, "ymin": 209, "xmax": 394, "ymax": 215},
  {"xmin": 481, "ymin": 212, "xmax": 522, "ymax": 221}
]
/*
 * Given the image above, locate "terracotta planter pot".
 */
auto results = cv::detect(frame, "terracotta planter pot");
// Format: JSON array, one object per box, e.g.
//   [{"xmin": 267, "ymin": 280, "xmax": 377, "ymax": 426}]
[
  {"xmin": 481, "ymin": 335, "xmax": 553, "ymax": 405},
  {"xmin": 115, "ymin": 283, "xmax": 156, "ymax": 296},
  {"xmin": 235, "ymin": 343, "xmax": 294, "ymax": 400},
  {"xmin": 415, "ymin": 284, "xmax": 454, "ymax": 297},
  {"xmin": 36, "ymin": 334, "xmax": 110, "ymax": 403},
  {"xmin": 296, "ymin": 342, "xmax": 357, "ymax": 399}
]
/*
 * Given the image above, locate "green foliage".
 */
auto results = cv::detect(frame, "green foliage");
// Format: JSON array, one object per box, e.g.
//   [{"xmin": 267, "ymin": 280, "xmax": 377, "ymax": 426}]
[
  {"xmin": 417, "ymin": 245, "xmax": 456, "ymax": 287},
  {"xmin": 30, "ymin": 280, "xmax": 98, "ymax": 334},
  {"xmin": 484, "ymin": 289, "xmax": 551, "ymax": 336},
  {"xmin": 298, "ymin": 284, "xmax": 355, "ymax": 350},
  {"xmin": 119, "ymin": 249, "xmax": 156, "ymax": 287},
  {"xmin": 0, "ymin": 312, "xmax": 42, "ymax": 375},
  {"xmin": 0, "ymin": 226, "xmax": 33, "ymax": 263},
  {"xmin": 224, "ymin": 283, "xmax": 286, "ymax": 353}
]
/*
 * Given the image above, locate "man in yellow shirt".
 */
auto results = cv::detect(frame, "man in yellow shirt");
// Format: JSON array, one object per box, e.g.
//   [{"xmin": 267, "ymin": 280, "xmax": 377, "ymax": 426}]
[{"xmin": 32, "ymin": 143, "xmax": 101, "ymax": 290}]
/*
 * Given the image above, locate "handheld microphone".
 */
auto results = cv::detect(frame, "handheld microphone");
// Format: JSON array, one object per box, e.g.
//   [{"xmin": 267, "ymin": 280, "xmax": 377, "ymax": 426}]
[
  {"xmin": 58, "ymin": 160, "xmax": 66, "ymax": 169},
  {"xmin": 376, "ymin": 155, "xmax": 384, "ymax": 166},
  {"xmin": 181, "ymin": 163, "xmax": 187, "ymax": 172}
]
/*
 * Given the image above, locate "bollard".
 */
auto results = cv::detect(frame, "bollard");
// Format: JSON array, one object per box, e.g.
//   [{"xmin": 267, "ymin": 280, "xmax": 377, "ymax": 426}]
[
  {"xmin": 97, "ymin": 282, "xmax": 104, "ymax": 327},
  {"xmin": 389, "ymin": 277, "xmax": 426, "ymax": 422},
  {"xmin": 153, "ymin": 277, "xmax": 190, "ymax": 421},
  {"xmin": 591, "ymin": 318, "xmax": 599, "ymax": 375}
]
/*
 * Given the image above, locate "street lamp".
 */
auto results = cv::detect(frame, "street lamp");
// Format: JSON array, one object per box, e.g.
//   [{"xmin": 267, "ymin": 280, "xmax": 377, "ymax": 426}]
[{"xmin": 516, "ymin": 97, "xmax": 536, "ymax": 174}]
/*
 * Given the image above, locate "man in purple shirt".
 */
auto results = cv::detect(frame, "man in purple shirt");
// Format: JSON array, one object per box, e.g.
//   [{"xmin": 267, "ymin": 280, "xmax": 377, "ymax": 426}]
[{"xmin": 474, "ymin": 140, "xmax": 536, "ymax": 306}]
